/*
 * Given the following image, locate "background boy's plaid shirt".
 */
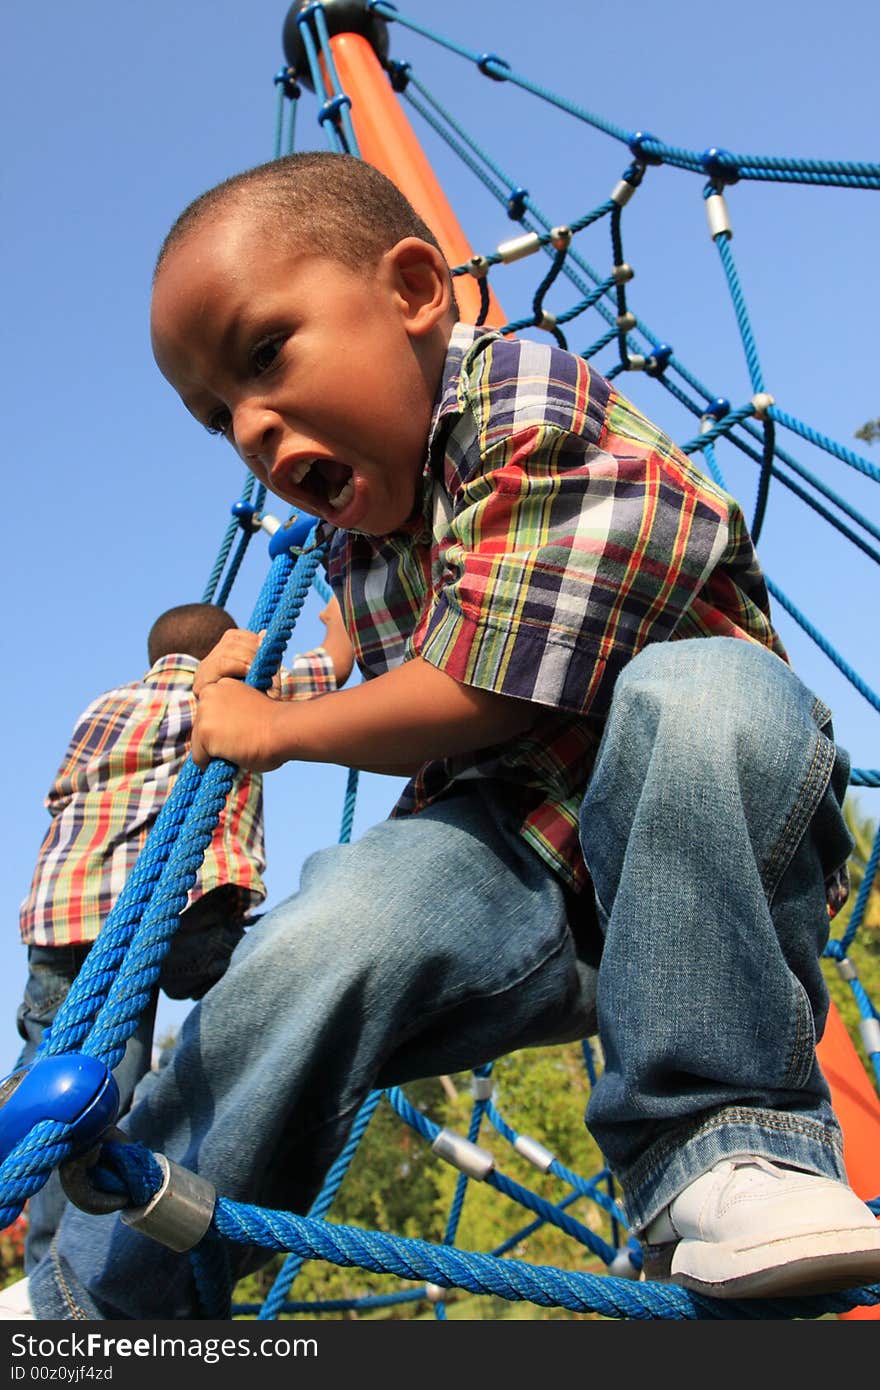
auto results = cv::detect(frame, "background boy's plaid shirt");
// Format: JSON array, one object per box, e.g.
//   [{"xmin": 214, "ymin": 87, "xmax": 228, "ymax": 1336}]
[
  {"xmin": 325, "ymin": 324, "xmax": 826, "ymax": 901},
  {"xmin": 20, "ymin": 649, "xmax": 335, "ymax": 946}
]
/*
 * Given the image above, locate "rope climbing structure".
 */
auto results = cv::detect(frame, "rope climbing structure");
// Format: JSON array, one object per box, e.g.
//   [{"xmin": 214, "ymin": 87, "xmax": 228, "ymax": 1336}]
[{"xmin": 0, "ymin": 0, "xmax": 878, "ymax": 1322}]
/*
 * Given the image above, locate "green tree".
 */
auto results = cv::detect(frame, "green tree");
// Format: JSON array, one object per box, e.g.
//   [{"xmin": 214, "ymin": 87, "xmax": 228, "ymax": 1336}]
[
  {"xmin": 855, "ymin": 418, "xmax": 880, "ymax": 445},
  {"xmin": 822, "ymin": 795, "xmax": 880, "ymax": 1076},
  {"xmin": 832, "ymin": 796, "xmax": 880, "ymax": 949}
]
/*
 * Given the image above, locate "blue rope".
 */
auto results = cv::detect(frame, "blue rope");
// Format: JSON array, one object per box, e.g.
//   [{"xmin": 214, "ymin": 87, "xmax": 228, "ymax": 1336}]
[
  {"xmin": 368, "ymin": 4, "xmax": 880, "ymax": 187},
  {"xmin": 765, "ymin": 577, "xmax": 880, "ymax": 717},
  {"xmin": 1, "ymin": 538, "xmax": 325, "ymax": 1221},
  {"xmin": 212, "ymin": 1191, "xmax": 880, "ymax": 1320},
  {"xmin": 258, "ymin": 1089, "xmax": 384, "ymax": 1319}
]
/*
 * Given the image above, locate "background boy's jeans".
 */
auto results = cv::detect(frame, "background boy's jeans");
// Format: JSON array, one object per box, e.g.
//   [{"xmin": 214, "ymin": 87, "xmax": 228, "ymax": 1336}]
[
  {"xmin": 16, "ymin": 887, "xmax": 247, "ymax": 1271},
  {"xmin": 29, "ymin": 638, "xmax": 852, "ymax": 1319}
]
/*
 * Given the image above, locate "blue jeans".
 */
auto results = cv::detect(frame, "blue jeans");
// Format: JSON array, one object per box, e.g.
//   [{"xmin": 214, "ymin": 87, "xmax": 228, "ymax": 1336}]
[
  {"xmin": 17, "ymin": 887, "xmax": 248, "ymax": 1272},
  {"xmin": 29, "ymin": 639, "xmax": 851, "ymax": 1319}
]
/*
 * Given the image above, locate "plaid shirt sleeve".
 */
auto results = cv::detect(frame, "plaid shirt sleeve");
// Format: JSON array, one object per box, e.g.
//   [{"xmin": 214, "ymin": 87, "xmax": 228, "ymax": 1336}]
[
  {"xmin": 416, "ymin": 335, "xmax": 763, "ymax": 718},
  {"xmin": 276, "ymin": 647, "xmax": 336, "ymax": 700}
]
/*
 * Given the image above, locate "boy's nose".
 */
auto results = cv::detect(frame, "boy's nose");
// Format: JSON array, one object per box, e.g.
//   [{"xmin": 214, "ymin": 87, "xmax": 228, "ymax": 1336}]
[{"xmin": 232, "ymin": 399, "xmax": 279, "ymax": 462}]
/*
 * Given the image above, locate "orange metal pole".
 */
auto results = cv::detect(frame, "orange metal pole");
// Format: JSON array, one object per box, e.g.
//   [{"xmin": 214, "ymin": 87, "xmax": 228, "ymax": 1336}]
[
  {"xmin": 818, "ymin": 1000, "xmax": 880, "ymax": 1201},
  {"xmin": 328, "ymin": 32, "xmax": 506, "ymax": 327},
  {"xmin": 327, "ymin": 19, "xmax": 880, "ymax": 1312},
  {"xmin": 816, "ymin": 1000, "xmax": 880, "ymax": 1319}
]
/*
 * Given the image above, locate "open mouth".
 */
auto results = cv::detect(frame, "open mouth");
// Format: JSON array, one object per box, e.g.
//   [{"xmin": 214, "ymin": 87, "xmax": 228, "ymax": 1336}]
[{"xmin": 285, "ymin": 457, "xmax": 354, "ymax": 512}]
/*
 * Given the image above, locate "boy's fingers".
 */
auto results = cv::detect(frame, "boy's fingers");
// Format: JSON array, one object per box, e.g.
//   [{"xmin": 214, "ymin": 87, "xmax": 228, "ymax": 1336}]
[{"xmin": 190, "ymin": 724, "xmax": 209, "ymax": 768}]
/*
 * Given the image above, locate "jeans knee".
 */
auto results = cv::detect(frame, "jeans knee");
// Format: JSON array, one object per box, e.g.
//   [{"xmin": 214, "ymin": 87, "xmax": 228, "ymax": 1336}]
[{"xmin": 611, "ymin": 638, "xmax": 795, "ymax": 752}]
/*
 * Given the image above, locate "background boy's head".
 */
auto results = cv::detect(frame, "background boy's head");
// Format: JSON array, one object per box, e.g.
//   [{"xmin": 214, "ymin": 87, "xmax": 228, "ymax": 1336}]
[
  {"xmin": 155, "ymin": 152, "xmax": 459, "ymax": 317},
  {"xmin": 147, "ymin": 603, "xmax": 236, "ymax": 666}
]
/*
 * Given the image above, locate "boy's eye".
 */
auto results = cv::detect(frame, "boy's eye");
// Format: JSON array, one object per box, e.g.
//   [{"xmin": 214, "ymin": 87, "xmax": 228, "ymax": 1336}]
[
  {"xmin": 251, "ymin": 336, "xmax": 285, "ymax": 374},
  {"xmin": 205, "ymin": 408, "xmax": 232, "ymax": 438}
]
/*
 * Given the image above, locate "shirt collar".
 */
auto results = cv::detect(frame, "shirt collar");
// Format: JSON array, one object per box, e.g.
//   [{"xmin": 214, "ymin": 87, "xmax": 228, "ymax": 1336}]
[
  {"xmin": 317, "ymin": 323, "xmax": 497, "ymax": 551},
  {"xmin": 142, "ymin": 654, "xmax": 199, "ymax": 689},
  {"xmin": 425, "ymin": 321, "xmax": 495, "ymax": 457}
]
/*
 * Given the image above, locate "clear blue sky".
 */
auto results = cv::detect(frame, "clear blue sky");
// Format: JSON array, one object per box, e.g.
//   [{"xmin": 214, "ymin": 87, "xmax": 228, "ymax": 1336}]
[{"xmin": 2, "ymin": 0, "xmax": 878, "ymax": 1068}]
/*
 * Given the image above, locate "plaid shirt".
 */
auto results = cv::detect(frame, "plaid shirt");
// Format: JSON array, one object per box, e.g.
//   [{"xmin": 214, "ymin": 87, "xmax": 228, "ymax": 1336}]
[
  {"xmin": 20, "ymin": 648, "xmax": 335, "ymax": 947},
  {"xmin": 324, "ymin": 323, "xmax": 792, "ymax": 896}
]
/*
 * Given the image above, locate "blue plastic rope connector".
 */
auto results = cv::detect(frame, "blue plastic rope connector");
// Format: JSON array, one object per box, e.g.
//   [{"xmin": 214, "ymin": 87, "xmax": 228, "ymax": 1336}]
[
  {"xmin": 704, "ymin": 396, "xmax": 731, "ymax": 420},
  {"xmin": 231, "ymin": 500, "xmax": 258, "ymax": 529},
  {"xmin": 627, "ymin": 132, "xmax": 663, "ymax": 166},
  {"xmin": 477, "ymin": 54, "xmax": 510, "ymax": 81},
  {"xmin": 274, "ymin": 66, "xmax": 301, "ymax": 99},
  {"xmin": 506, "ymin": 186, "xmax": 529, "ymax": 221},
  {"xmin": 318, "ymin": 93, "xmax": 353, "ymax": 126},
  {"xmin": 646, "ymin": 343, "xmax": 673, "ymax": 376},
  {"xmin": 0, "ymin": 1054, "xmax": 120, "ymax": 1164},
  {"xmin": 700, "ymin": 147, "xmax": 741, "ymax": 184},
  {"xmin": 387, "ymin": 59, "xmax": 411, "ymax": 93},
  {"xmin": 267, "ymin": 511, "xmax": 320, "ymax": 558}
]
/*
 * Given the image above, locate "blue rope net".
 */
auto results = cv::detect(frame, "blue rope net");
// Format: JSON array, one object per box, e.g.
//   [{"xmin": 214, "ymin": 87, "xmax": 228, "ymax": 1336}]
[{"xmin": 2, "ymin": 0, "xmax": 878, "ymax": 1322}]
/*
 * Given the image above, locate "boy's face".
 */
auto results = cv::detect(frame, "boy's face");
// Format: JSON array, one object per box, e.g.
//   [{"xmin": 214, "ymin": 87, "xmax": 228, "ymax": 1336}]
[{"xmin": 150, "ymin": 207, "xmax": 451, "ymax": 535}]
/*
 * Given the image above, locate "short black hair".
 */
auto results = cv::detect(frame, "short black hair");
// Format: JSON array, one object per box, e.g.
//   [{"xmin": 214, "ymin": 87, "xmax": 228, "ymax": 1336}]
[
  {"xmin": 155, "ymin": 151, "xmax": 457, "ymax": 314},
  {"xmin": 147, "ymin": 604, "xmax": 237, "ymax": 665}
]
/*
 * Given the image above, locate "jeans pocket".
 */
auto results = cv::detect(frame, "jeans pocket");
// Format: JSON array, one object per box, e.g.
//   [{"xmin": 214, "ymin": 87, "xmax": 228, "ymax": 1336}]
[
  {"xmin": 17, "ymin": 950, "xmax": 81, "ymax": 1042},
  {"xmin": 21, "ymin": 957, "xmax": 78, "ymax": 1022}
]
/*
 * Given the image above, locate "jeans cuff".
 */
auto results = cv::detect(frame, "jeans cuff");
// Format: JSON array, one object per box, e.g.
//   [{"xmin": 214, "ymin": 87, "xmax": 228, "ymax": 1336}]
[
  {"xmin": 617, "ymin": 1104, "xmax": 847, "ymax": 1233},
  {"xmin": 29, "ymin": 1239, "xmax": 103, "ymax": 1320}
]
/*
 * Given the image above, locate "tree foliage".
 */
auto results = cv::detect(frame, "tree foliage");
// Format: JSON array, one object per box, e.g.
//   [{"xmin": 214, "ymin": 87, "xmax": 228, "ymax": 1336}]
[{"xmin": 855, "ymin": 417, "xmax": 880, "ymax": 445}]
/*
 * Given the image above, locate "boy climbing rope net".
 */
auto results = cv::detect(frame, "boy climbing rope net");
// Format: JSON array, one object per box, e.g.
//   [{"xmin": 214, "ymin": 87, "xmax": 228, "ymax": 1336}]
[
  {"xmin": 13, "ymin": 596, "xmax": 352, "ymax": 1274},
  {"xmin": 3, "ymin": 150, "xmax": 878, "ymax": 1320}
]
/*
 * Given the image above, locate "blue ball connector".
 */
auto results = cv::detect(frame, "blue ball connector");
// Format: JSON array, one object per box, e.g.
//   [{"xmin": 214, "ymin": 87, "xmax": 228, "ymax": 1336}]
[
  {"xmin": 267, "ymin": 511, "xmax": 319, "ymax": 557},
  {"xmin": 0, "ymin": 1054, "xmax": 120, "ymax": 1164},
  {"xmin": 231, "ymin": 500, "xmax": 258, "ymax": 529}
]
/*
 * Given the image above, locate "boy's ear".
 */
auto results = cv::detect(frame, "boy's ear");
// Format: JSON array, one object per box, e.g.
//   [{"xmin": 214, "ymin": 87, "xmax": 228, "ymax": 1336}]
[{"xmin": 384, "ymin": 238, "xmax": 453, "ymax": 337}]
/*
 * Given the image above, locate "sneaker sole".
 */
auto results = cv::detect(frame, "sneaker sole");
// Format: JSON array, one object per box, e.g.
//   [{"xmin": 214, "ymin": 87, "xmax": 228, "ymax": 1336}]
[{"xmin": 644, "ymin": 1228, "xmax": 880, "ymax": 1299}]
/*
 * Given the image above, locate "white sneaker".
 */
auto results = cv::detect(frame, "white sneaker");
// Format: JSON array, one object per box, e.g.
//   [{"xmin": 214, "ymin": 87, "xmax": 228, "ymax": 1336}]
[
  {"xmin": 640, "ymin": 1156, "xmax": 880, "ymax": 1298},
  {"xmin": 0, "ymin": 1277, "xmax": 34, "ymax": 1320}
]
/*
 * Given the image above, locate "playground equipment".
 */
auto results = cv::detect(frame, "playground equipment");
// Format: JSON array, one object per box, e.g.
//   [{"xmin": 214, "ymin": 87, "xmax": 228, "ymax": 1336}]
[{"xmin": 0, "ymin": 0, "xmax": 878, "ymax": 1321}]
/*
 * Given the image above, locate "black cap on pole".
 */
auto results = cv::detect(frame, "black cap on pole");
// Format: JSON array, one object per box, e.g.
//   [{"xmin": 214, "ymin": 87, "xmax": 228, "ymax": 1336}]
[{"xmin": 282, "ymin": 1, "xmax": 391, "ymax": 91}]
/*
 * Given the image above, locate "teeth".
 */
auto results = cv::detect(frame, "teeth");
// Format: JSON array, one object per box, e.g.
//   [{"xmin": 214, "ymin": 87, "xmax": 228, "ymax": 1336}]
[
  {"xmin": 288, "ymin": 458, "xmax": 315, "ymax": 486},
  {"xmin": 327, "ymin": 478, "xmax": 355, "ymax": 511}
]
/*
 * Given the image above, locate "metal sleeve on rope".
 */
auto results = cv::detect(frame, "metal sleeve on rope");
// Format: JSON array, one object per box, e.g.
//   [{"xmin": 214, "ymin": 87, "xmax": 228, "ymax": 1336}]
[
  {"xmin": 859, "ymin": 1018, "xmax": 880, "ymax": 1055},
  {"xmin": 608, "ymin": 1249, "xmax": 642, "ymax": 1279},
  {"xmin": 513, "ymin": 1134, "xmax": 556, "ymax": 1173},
  {"xmin": 836, "ymin": 957, "xmax": 858, "ymax": 982},
  {"xmin": 471, "ymin": 1075, "xmax": 494, "ymax": 1100},
  {"xmin": 550, "ymin": 224, "xmax": 573, "ymax": 249},
  {"xmin": 610, "ymin": 179, "xmax": 638, "ymax": 207},
  {"xmin": 616, "ymin": 311, "xmax": 637, "ymax": 331},
  {"xmin": 751, "ymin": 392, "xmax": 776, "ymax": 418},
  {"xmin": 467, "ymin": 254, "xmax": 490, "ymax": 278},
  {"xmin": 497, "ymin": 231, "xmax": 542, "ymax": 263},
  {"xmin": 121, "ymin": 1153, "xmax": 216, "ymax": 1251},
  {"xmin": 706, "ymin": 192, "xmax": 733, "ymax": 239},
  {"xmin": 431, "ymin": 1129, "xmax": 495, "ymax": 1180},
  {"xmin": 612, "ymin": 263, "xmax": 634, "ymax": 284}
]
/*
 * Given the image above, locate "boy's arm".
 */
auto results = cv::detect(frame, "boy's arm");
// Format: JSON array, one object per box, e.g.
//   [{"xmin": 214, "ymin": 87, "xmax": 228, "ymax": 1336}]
[
  {"xmin": 314, "ymin": 598, "xmax": 355, "ymax": 688},
  {"xmin": 190, "ymin": 655, "xmax": 535, "ymax": 774},
  {"xmin": 276, "ymin": 598, "xmax": 355, "ymax": 697},
  {"xmin": 195, "ymin": 597, "xmax": 354, "ymax": 706}
]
